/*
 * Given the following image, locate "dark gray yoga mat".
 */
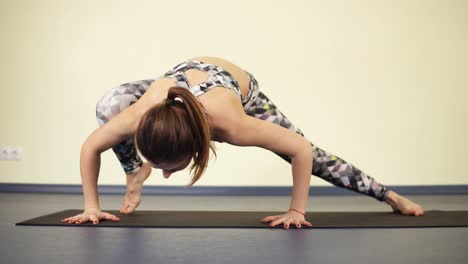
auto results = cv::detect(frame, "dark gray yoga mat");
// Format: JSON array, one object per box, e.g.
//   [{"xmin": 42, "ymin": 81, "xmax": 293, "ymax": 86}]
[{"xmin": 16, "ymin": 210, "xmax": 468, "ymax": 228}]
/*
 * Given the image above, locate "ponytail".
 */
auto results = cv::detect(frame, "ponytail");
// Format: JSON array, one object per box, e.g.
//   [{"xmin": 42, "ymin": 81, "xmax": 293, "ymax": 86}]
[{"xmin": 135, "ymin": 86, "xmax": 217, "ymax": 186}]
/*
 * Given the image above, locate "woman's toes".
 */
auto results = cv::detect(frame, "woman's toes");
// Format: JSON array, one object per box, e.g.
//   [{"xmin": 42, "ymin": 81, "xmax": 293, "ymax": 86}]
[{"xmin": 416, "ymin": 207, "xmax": 424, "ymax": 216}]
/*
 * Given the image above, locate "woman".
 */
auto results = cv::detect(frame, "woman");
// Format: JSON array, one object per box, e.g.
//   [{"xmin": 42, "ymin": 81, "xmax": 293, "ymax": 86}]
[{"xmin": 62, "ymin": 56, "xmax": 424, "ymax": 229}]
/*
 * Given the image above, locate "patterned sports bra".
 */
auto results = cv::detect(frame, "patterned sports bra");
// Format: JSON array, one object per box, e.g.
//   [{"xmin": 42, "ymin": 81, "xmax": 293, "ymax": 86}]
[{"xmin": 163, "ymin": 59, "xmax": 244, "ymax": 102}]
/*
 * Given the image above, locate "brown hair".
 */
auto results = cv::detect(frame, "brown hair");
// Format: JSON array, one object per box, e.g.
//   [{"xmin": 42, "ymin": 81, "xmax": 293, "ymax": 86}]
[{"xmin": 135, "ymin": 86, "xmax": 217, "ymax": 186}]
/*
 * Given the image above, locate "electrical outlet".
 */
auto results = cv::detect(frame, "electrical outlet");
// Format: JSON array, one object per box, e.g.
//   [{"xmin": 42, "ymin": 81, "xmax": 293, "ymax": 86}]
[
  {"xmin": 0, "ymin": 146, "xmax": 23, "ymax": 160},
  {"xmin": 11, "ymin": 147, "xmax": 22, "ymax": 160},
  {"xmin": 0, "ymin": 147, "xmax": 8, "ymax": 160}
]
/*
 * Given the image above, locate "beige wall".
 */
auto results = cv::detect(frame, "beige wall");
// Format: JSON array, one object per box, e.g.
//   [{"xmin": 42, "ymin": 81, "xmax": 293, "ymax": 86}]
[{"xmin": 1, "ymin": 0, "xmax": 467, "ymax": 187}]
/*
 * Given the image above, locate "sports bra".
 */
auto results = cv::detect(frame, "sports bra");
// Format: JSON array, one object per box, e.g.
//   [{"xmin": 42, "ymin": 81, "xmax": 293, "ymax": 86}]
[{"xmin": 163, "ymin": 59, "xmax": 244, "ymax": 102}]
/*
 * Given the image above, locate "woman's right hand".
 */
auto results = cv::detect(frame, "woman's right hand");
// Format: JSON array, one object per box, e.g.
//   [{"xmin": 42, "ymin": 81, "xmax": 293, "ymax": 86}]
[{"xmin": 61, "ymin": 208, "xmax": 120, "ymax": 225}]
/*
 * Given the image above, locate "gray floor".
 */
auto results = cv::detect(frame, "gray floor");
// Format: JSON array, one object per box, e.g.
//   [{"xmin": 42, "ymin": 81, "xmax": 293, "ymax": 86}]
[{"xmin": 2, "ymin": 193, "xmax": 468, "ymax": 264}]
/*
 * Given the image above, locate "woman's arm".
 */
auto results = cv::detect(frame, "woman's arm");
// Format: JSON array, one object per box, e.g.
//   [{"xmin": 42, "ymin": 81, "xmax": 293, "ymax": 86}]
[
  {"xmin": 204, "ymin": 89, "xmax": 313, "ymax": 228},
  {"xmin": 226, "ymin": 114, "xmax": 313, "ymax": 229},
  {"xmin": 289, "ymin": 142, "xmax": 313, "ymax": 213},
  {"xmin": 79, "ymin": 143, "xmax": 101, "ymax": 209},
  {"xmin": 226, "ymin": 114, "xmax": 313, "ymax": 213},
  {"xmin": 80, "ymin": 106, "xmax": 139, "ymax": 209},
  {"xmin": 62, "ymin": 106, "xmax": 141, "ymax": 225}
]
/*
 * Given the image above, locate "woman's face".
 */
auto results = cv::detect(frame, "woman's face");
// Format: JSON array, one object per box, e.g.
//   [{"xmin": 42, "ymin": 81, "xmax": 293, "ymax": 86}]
[{"xmin": 150, "ymin": 156, "xmax": 192, "ymax": 179}]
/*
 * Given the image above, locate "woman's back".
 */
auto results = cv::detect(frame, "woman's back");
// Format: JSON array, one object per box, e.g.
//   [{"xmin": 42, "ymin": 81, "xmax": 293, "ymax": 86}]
[{"xmin": 188, "ymin": 56, "xmax": 251, "ymax": 100}]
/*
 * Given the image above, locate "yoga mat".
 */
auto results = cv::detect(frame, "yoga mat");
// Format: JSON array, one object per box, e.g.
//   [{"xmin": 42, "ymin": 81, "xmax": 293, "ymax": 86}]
[{"xmin": 16, "ymin": 210, "xmax": 468, "ymax": 228}]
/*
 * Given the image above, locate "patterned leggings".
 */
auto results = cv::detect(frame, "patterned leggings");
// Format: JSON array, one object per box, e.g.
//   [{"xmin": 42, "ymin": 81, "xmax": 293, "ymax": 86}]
[{"xmin": 95, "ymin": 71, "xmax": 390, "ymax": 202}]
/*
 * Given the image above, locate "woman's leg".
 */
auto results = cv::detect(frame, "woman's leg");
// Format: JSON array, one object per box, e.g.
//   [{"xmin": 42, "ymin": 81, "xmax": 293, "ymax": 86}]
[
  {"xmin": 95, "ymin": 78, "xmax": 156, "ymax": 175},
  {"xmin": 242, "ymin": 72, "xmax": 389, "ymax": 202}
]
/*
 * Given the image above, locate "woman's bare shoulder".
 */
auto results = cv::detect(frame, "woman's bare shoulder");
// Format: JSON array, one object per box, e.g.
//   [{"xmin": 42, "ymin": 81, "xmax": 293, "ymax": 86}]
[{"xmin": 130, "ymin": 78, "xmax": 174, "ymax": 117}]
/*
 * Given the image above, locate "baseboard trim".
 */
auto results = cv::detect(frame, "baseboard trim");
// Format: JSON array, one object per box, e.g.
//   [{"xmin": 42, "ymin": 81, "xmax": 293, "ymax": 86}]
[{"xmin": 1, "ymin": 183, "xmax": 467, "ymax": 196}]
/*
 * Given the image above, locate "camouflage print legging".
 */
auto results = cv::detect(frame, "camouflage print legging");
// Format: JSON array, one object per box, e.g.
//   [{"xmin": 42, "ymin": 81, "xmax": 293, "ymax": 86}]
[{"xmin": 95, "ymin": 71, "xmax": 389, "ymax": 202}]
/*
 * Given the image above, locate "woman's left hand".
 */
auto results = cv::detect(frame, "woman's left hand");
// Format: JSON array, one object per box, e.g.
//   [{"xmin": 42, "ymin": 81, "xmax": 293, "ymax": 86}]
[{"xmin": 261, "ymin": 210, "xmax": 313, "ymax": 229}]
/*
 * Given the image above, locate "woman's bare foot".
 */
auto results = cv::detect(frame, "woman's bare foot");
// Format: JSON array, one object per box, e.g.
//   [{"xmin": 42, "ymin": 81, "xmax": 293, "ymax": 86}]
[
  {"xmin": 384, "ymin": 190, "xmax": 424, "ymax": 216},
  {"xmin": 120, "ymin": 162, "xmax": 152, "ymax": 214}
]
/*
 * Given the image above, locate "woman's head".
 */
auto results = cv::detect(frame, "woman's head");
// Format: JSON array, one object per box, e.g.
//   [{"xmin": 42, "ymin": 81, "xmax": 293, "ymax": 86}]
[{"xmin": 135, "ymin": 86, "xmax": 217, "ymax": 186}]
